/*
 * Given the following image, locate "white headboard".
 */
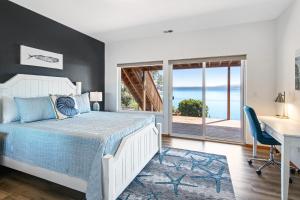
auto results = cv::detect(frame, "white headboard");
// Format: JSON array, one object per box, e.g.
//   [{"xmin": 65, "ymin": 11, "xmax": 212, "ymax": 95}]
[{"xmin": 0, "ymin": 74, "xmax": 81, "ymax": 98}]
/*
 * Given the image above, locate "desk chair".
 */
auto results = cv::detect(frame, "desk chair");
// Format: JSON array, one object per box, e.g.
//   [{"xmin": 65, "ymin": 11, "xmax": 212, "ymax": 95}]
[{"xmin": 244, "ymin": 106, "xmax": 294, "ymax": 183}]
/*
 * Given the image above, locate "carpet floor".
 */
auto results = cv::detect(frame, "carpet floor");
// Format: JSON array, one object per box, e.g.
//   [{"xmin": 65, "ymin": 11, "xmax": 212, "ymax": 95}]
[{"xmin": 118, "ymin": 147, "xmax": 235, "ymax": 200}]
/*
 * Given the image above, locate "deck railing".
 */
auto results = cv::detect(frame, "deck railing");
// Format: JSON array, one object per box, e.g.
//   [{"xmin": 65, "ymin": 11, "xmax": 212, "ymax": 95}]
[{"xmin": 144, "ymin": 71, "xmax": 163, "ymax": 111}]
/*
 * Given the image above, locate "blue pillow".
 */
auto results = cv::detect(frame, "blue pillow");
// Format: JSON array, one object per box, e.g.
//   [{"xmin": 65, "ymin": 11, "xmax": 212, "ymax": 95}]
[
  {"xmin": 56, "ymin": 96, "xmax": 79, "ymax": 116},
  {"xmin": 74, "ymin": 93, "xmax": 91, "ymax": 113},
  {"xmin": 14, "ymin": 97, "xmax": 56, "ymax": 123}
]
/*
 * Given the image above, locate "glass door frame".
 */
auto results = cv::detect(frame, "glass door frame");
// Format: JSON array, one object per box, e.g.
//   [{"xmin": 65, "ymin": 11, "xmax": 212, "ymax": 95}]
[
  {"xmin": 168, "ymin": 60, "xmax": 246, "ymax": 144},
  {"xmin": 168, "ymin": 62, "xmax": 206, "ymax": 140}
]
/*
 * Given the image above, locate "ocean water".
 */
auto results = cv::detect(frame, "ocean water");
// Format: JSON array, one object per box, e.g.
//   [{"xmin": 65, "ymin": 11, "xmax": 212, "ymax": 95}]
[{"xmin": 173, "ymin": 87, "xmax": 241, "ymax": 120}]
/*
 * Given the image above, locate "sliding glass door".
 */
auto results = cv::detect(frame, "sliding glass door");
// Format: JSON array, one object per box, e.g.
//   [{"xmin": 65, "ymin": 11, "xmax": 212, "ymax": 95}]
[
  {"xmin": 170, "ymin": 59, "xmax": 244, "ymax": 143},
  {"xmin": 171, "ymin": 64, "xmax": 204, "ymax": 138},
  {"xmin": 205, "ymin": 65, "xmax": 242, "ymax": 142}
]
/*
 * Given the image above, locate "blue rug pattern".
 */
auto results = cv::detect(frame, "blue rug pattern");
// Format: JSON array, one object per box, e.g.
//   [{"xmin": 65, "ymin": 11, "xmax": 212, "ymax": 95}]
[{"xmin": 117, "ymin": 148, "xmax": 235, "ymax": 200}]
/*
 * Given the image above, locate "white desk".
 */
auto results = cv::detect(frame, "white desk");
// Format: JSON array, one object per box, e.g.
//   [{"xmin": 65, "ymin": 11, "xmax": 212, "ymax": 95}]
[{"xmin": 258, "ymin": 116, "xmax": 300, "ymax": 200}]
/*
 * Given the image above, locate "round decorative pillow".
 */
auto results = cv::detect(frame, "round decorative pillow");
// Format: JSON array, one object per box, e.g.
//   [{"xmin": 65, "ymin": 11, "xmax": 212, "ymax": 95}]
[{"xmin": 56, "ymin": 96, "xmax": 78, "ymax": 117}]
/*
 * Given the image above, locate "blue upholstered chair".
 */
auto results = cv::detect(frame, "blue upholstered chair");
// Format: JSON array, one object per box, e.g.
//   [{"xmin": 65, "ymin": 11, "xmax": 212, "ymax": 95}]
[{"xmin": 244, "ymin": 106, "xmax": 281, "ymax": 175}]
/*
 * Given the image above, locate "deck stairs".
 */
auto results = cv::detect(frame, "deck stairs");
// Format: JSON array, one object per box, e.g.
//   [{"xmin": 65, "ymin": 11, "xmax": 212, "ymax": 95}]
[{"xmin": 121, "ymin": 68, "xmax": 162, "ymax": 112}]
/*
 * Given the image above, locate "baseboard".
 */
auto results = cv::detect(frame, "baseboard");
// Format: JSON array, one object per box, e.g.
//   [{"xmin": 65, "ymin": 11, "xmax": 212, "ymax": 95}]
[
  {"xmin": 164, "ymin": 135, "xmax": 269, "ymax": 149},
  {"xmin": 244, "ymin": 144, "xmax": 270, "ymax": 150},
  {"xmin": 163, "ymin": 135, "xmax": 244, "ymax": 145}
]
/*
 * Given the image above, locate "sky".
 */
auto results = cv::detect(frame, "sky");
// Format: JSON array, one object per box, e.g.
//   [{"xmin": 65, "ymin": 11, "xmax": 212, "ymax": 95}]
[{"xmin": 172, "ymin": 67, "xmax": 241, "ymax": 87}]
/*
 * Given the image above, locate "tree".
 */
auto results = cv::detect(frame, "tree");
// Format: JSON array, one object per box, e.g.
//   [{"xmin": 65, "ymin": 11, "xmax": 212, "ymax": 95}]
[
  {"xmin": 152, "ymin": 70, "xmax": 163, "ymax": 86},
  {"xmin": 178, "ymin": 99, "xmax": 208, "ymax": 117},
  {"xmin": 121, "ymin": 85, "xmax": 134, "ymax": 108},
  {"xmin": 121, "ymin": 84, "xmax": 142, "ymax": 110},
  {"xmin": 151, "ymin": 70, "xmax": 163, "ymax": 98}
]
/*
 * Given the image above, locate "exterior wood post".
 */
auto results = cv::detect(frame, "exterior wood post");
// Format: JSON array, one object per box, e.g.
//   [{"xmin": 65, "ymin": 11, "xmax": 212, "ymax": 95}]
[
  {"xmin": 143, "ymin": 70, "xmax": 146, "ymax": 111},
  {"xmin": 227, "ymin": 65, "xmax": 231, "ymax": 120}
]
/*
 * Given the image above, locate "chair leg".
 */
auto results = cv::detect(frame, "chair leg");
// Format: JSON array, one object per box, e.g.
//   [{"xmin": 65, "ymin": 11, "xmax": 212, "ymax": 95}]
[
  {"xmin": 257, "ymin": 160, "xmax": 272, "ymax": 171},
  {"xmin": 248, "ymin": 145, "xmax": 300, "ymax": 184},
  {"xmin": 248, "ymin": 157, "xmax": 270, "ymax": 162},
  {"xmin": 248, "ymin": 145, "xmax": 279, "ymax": 174},
  {"xmin": 248, "ymin": 145, "xmax": 296, "ymax": 182},
  {"xmin": 274, "ymin": 161, "xmax": 281, "ymax": 167}
]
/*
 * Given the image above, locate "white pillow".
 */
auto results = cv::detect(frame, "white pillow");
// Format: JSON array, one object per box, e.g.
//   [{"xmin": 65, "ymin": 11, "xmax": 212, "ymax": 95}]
[
  {"xmin": 74, "ymin": 93, "xmax": 91, "ymax": 113},
  {"xmin": 2, "ymin": 96, "xmax": 20, "ymax": 123}
]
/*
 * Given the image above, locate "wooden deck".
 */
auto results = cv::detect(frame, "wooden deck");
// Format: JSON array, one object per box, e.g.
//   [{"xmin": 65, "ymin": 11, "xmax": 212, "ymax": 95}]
[{"xmin": 172, "ymin": 115, "xmax": 243, "ymax": 142}]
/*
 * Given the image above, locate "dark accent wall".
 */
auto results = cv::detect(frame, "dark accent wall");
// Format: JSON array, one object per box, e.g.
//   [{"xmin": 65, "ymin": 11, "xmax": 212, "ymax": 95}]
[{"xmin": 0, "ymin": 1, "xmax": 105, "ymax": 108}]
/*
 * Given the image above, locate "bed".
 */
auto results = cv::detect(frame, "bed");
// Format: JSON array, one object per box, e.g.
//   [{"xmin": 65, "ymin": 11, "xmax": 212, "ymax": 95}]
[{"xmin": 0, "ymin": 74, "xmax": 162, "ymax": 200}]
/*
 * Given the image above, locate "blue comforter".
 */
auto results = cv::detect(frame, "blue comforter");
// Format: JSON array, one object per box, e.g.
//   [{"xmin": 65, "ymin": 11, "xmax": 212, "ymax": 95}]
[{"xmin": 0, "ymin": 111, "xmax": 155, "ymax": 200}]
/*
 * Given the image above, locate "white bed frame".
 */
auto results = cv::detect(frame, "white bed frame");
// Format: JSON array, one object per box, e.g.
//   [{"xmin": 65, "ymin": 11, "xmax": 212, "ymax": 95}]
[{"xmin": 0, "ymin": 74, "xmax": 162, "ymax": 200}]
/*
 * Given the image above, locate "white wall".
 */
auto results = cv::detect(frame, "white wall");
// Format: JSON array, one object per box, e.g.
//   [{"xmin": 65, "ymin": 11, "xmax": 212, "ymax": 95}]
[
  {"xmin": 276, "ymin": 0, "xmax": 300, "ymax": 166},
  {"xmin": 105, "ymin": 21, "xmax": 277, "ymax": 144},
  {"xmin": 276, "ymin": 0, "xmax": 300, "ymax": 120}
]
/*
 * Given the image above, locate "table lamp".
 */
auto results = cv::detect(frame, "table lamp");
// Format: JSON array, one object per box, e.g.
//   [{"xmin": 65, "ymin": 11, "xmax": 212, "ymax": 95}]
[
  {"xmin": 90, "ymin": 92, "xmax": 102, "ymax": 111},
  {"xmin": 275, "ymin": 91, "xmax": 288, "ymax": 118}
]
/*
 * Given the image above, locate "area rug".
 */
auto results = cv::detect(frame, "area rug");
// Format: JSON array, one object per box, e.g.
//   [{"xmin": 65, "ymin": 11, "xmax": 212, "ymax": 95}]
[{"xmin": 117, "ymin": 148, "xmax": 235, "ymax": 200}]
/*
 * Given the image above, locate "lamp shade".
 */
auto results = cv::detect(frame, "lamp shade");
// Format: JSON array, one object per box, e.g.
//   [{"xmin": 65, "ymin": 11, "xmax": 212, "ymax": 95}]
[
  {"xmin": 275, "ymin": 92, "xmax": 285, "ymax": 103},
  {"xmin": 90, "ymin": 92, "xmax": 102, "ymax": 102}
]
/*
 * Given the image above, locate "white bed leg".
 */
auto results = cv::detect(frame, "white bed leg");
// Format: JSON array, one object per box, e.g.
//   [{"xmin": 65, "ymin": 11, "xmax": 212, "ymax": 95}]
[
  {"xmin": 156, "ymin": 123, "xmax": 162, "ymax": 153},
  {"xmin": 103, "ymin": 154, "xmax": 114, "ymax": 200}
]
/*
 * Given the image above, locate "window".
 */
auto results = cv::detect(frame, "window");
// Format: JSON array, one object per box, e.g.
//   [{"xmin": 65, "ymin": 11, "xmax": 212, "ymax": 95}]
[{"xmin": 120, "ymin": 65, "xmax": 163, "ymax": 112}]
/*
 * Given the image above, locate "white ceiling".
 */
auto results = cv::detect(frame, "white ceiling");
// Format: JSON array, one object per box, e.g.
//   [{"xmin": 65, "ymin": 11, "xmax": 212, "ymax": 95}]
[{"xmin": 10, "ymin": 0, "xmax": 293, "ymax": 42}]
